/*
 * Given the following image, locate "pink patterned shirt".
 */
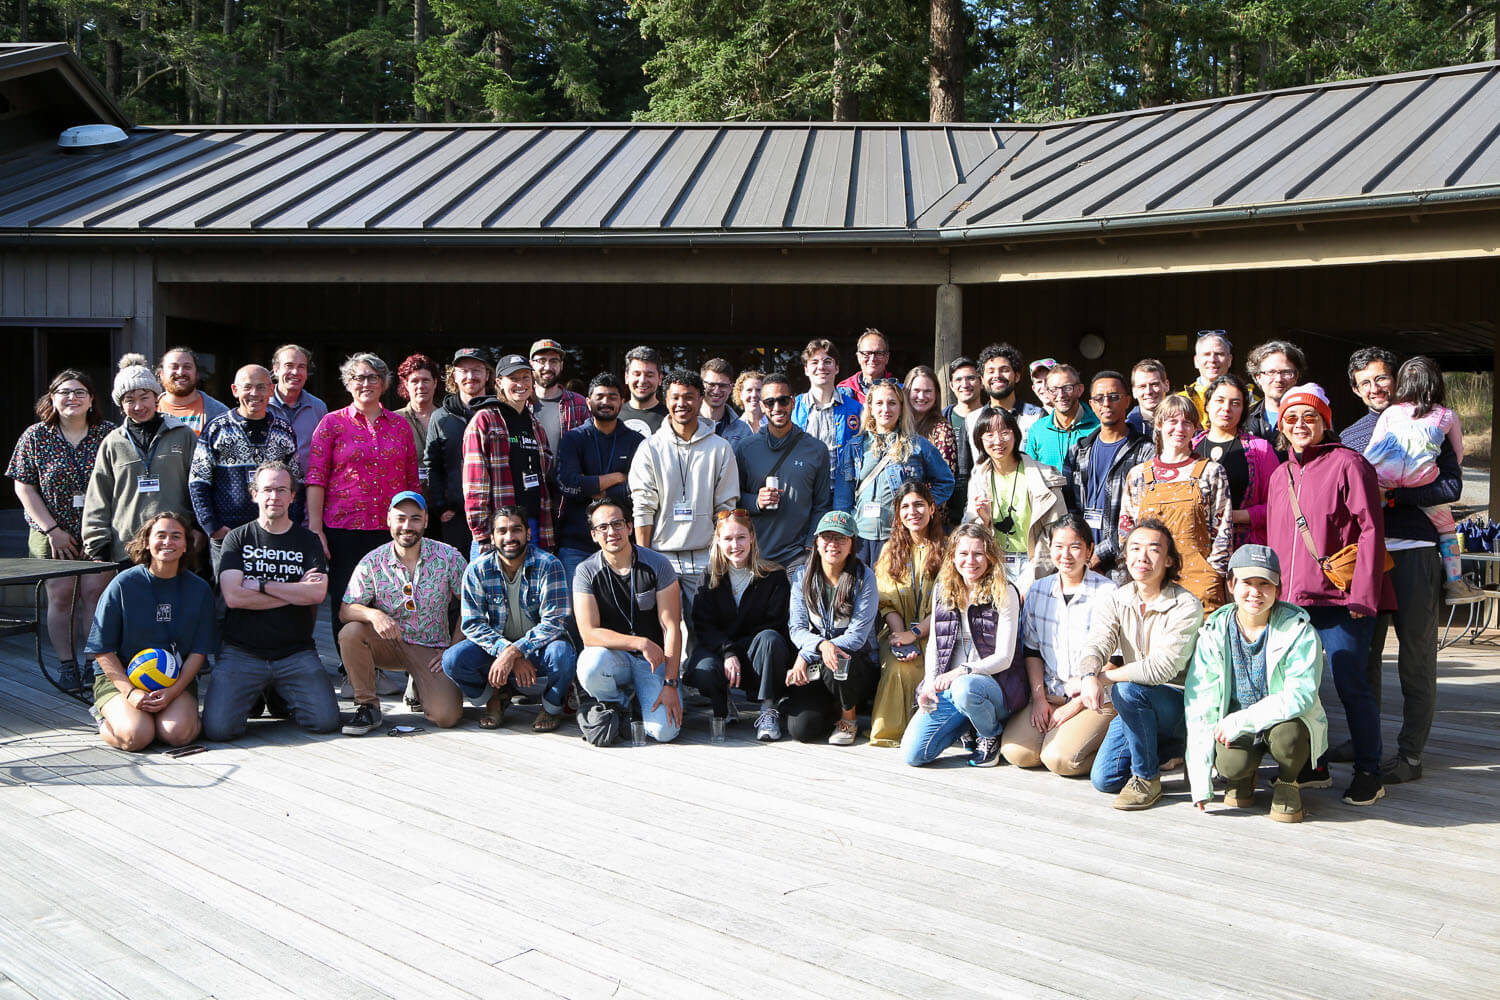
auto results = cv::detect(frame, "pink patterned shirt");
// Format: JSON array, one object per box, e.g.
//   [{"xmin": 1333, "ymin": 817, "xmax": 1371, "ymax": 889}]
[{"xmin": 306, "ymin": 404, "xmax": 420, "ymax": 530}]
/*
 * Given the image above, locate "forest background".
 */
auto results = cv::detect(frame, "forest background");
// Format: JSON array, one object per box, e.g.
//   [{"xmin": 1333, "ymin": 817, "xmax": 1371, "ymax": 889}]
[{"xmin": 5, "ymin": 1, "xmax": 1498, "ymax": 126}]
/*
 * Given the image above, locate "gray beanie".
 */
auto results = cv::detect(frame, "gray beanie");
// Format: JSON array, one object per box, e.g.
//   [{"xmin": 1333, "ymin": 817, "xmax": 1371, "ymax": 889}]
[{"xmin": 113, "ymin": 353, "xmax": 163, "ymax": 405}]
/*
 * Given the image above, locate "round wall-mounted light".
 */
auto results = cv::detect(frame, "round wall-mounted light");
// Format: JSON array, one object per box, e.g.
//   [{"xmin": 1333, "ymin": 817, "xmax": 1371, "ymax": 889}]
[{"xmin": 1079, "ymin": 334, "xmax": 1106, "ymax": 360}]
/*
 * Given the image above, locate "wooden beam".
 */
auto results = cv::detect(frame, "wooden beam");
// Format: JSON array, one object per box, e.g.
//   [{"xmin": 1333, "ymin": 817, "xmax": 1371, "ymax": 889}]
[
  {"xmin": 934, "ymin": 283, "xmax": 962, "ymax": 375},
  {"xmin": 156, "ymin": 247, "xmax": 952, "ymax": 286},
  {"xmin": 948, "ymin": 210, "xmax": 1500, "ymax": 284}
]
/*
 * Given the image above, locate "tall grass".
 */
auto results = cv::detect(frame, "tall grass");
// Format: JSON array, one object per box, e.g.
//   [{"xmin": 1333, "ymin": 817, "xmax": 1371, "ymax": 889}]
[{"xmin": 1448, "ymin": 372, "xmax": 1493, "ymax": 437}]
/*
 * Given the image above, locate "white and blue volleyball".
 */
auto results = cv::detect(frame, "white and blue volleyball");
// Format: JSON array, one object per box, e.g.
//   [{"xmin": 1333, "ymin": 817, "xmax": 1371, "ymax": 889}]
[{"xmin": 127, "ymin": 648, "xmax": 181, "ymax": 691}]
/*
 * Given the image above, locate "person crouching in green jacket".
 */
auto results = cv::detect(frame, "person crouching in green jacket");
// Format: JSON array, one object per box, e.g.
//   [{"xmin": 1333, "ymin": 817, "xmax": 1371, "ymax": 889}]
[{"xmin": 1185, "ymin": 544, "xmax": 1328, "ymax": 822}]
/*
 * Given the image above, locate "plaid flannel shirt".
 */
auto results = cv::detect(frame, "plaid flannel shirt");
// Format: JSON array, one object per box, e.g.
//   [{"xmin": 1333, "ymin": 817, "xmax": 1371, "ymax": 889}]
[
  {"xmin": 1060, "ymin": 429, "xmax": 1155, "ymax": 581},
  {"xmin": 1022, "ymin": 569, "xmax": 1118, "ymax": 699},
  {"xmin": 462, "ymin": 403, "xmax": 555, "ymax": 549},
  {"xmin": 553, "ymin": 390, "xmax": 589, "ymax": 436},
  {"xmin": 460, "ymin": 545, "xmax": 571, "ymax": 661}
]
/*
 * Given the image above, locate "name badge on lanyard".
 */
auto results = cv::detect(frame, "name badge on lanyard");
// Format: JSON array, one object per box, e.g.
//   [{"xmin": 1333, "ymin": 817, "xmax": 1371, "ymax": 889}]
[
  {"xmin": 1084, "ymin": 507, "xmax": 1104, "ymax": 530},
  {"xmin": 672, "ymin": 502, "xmax": 695, "ymax": 523},
  {"xmin": 138, "ymin": 477, "xmax": 161, "ymax": 494},
  {"xmin": 860, "ymin": 502, "xmax": 883, "ymax": 522},
  {"xmin": 73, "ymin": 493, "xmax": 86, "ymax": 509},
  {"xmin": 522, "ymin": 472, "xmax": 540, "ymax": 491}
]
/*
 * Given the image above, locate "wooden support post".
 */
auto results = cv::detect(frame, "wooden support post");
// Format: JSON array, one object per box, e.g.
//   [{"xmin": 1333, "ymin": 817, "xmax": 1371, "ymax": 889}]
[{"xmin": 934, "ymin": 283, "xmax": 962, "ymax": 377}]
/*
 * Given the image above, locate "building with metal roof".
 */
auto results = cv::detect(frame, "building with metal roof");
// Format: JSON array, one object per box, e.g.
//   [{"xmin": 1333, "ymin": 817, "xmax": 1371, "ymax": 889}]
[{"xmin": 1, "ymin": 47, "xmax": 1496, "ymax": 509}]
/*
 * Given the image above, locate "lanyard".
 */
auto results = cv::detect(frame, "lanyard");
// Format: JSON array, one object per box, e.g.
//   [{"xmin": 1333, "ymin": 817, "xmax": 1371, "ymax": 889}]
[
  {"xmin": 126, "ymin": 424, "xmax": 165, "ymax": 476},
  {"xmin": 907, "ymin": 545, "xmax": 928, "ymax": 614}
]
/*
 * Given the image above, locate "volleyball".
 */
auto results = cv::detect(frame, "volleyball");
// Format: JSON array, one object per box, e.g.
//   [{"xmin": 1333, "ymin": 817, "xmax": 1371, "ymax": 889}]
[{"xmin": 127, "ymin": 648, "xmax": 181, "ymax": 691}]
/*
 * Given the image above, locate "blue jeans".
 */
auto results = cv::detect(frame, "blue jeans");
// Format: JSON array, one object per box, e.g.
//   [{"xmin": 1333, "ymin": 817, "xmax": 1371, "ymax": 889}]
[
  {"xmin": 901, "ymin": 674, "xmax": 1011, "ymax": 766},
  {"xmin": 1306, "ymin": 604, "xmax": 1382, "ymax": 774},
  {"xmin": 576, "ymin": 647, "xmax": 681, "ymax": 742},
  {"xmin": 1090, "ymin": 682, "xmax": 1186, "ymax": 791},
  {"xmin": 441, "ymin": 637, "xmax": 577, "ymax": 716},
  {"xmin": 202, "ymin": 645, "xmax": 340, "ymax": 742}
]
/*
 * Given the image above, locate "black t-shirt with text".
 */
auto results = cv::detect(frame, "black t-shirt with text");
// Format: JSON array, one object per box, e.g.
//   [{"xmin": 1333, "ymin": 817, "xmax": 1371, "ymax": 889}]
[
  {"xmin": 503, "ymin": 403, "xmax": 544, "ymax": 525},
  {"xmin": 220, "ymin": 520, "xmax": 327, "ymax": 659}
]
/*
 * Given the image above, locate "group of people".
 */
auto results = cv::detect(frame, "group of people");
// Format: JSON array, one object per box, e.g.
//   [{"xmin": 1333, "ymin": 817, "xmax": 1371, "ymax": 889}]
[{"xmin": 7, "ymin": 325, "xmax": 1469, "ymax": 818}]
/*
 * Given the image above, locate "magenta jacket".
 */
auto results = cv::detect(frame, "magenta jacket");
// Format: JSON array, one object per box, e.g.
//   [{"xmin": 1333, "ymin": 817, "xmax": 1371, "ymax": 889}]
[
  {"xmin": 1193, "ymin": 430, "xmax": 1281, "ymax": 546},
  {"xmin": 1265, "ymin": 441, "xmax": 1394, "ymax": 618}
]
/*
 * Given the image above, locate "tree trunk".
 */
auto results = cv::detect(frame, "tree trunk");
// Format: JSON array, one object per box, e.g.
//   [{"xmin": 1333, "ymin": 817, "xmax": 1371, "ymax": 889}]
[
  {"xmin": 928, "ymin": 0, "xmax": 964, "ymax": 122},
  {"xmin": 1229, "ymin": 39, "xmax": 1244, "ymax": 95},
  {"xmin": 105, "ymin": 38, "xmax": 123, "ymax": 99},
  {"xmin": 413, "ymin": 0, "xmax": 429, "ymax": 122},
  {"xmin": 18, "ymin": 0, "xmax": 28, "ymax": 42},
  {"xmin": 217, "ymin": 0, "xmax": 233, "ymax": 123},
  {"xmin": 832, "ymin": 11, "xmax": 857, "ymax": 121},
  {"xmin": 188, "ymin": 0, "xmax": 201, "ymax": 123}
]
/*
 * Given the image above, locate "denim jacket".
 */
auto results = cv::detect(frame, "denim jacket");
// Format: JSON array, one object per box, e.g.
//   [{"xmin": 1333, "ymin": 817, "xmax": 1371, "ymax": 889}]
[{"xmin": 834, "ymin": 434, "xmax": 955, "ymax": 541}]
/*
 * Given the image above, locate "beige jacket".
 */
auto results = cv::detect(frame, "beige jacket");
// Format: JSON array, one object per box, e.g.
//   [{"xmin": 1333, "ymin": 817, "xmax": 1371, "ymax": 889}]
[
  {"xmin": 964, "ymin": 455, "xmax": 1067, "ymax": 591},
  {"xmin": 1076, "ymin": 580, "xmax": 1203, "ymax": 688}
]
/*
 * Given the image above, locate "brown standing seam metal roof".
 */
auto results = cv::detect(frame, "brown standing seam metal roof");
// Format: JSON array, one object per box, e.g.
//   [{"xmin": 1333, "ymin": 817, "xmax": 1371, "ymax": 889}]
[{"xmin": 6, "ymin": 59, "xmax": 1500, "ymax": 244}]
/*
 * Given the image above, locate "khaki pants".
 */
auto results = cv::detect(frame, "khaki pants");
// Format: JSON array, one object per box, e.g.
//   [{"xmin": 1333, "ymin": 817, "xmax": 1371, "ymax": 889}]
[
  {"xmin": 337, "ymin": 621, "xmax": 463, "ymax": 728},
  {"xmin": 1001, "ymin": 698, "xmax": 1116, "ymax": 776}
]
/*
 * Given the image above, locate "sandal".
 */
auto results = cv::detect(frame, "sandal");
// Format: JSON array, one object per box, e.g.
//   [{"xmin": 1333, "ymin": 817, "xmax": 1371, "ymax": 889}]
[
  {"xmin": 479, "ymin": 693, "xmax": 509, "ymax": 729},
  {"xmin": 532, "ymin": 710, "xmax": 562, "ymax": 733}
]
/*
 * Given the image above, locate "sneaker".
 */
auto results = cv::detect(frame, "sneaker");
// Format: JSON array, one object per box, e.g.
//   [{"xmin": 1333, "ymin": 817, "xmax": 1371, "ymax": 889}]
[
  {"xmin": 403, "ymin": 676, "xmax": 422, "ymax": 711},
  {"xmin": 1382, "ymin": 755, "xmax": 1423, "ymax": 784},
  {"xmin": 1326, "ymin": 739, "xmax": 1354, "ymax": 764},
  {"xmin": 754, "ymin": 707, "xmax": 782, "ymax": 742},
  {"xmin": 1113, "ymin": 774, "xmax": 1163, "ymax": 811},
  {"xmin": 1445, "ymin": 577, "xmax": 1486, "ymax": 604},
  {"xmin": 1222, "ymin": 777, "xmax": 1257, "ymax": 808},
  {"xmin": 1294, "ymin": 762, "xmax": 1333, "ymax": 789},
  {"xmin": 1342, "ymin": 770, "xmax": 1386, "ymax": 806},
  {"xmin": 1270, "ymin": 779, "xmax": 1304, "ymax": 823},
  {"xmin": 828, "ymin": 718, "xmax": 858, "ymax": 746},
  {"xmin": 968, "ymin": 735, "xmax": 1002, "ymax": 767},
  {"xmin": 341, "ymin": 703, "xmax": 382, "ymax": 736},
  {"xmin": 57, "ymin": 664, "xmax": 84, "ymax": 695},
  {"xmin": 531, "ymin": 710, "xmax": 562, "ymax": 733}
]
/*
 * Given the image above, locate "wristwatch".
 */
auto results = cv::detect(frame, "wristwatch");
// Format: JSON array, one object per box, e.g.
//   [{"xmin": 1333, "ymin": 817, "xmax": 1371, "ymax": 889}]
[
  {"xmin": 662, "ymin": 677, "xmax": 679, "ymax": 689},
  {"xmin": 963, "ymin": 665, "xmax": 972, "ymax": 675},
  {"xmin": 910, "ymin": 622, "xmax": 923, "ymax": 638}
]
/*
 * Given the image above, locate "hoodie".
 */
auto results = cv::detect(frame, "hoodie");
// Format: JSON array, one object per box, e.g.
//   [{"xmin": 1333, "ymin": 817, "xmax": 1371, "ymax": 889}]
[
  {"xmin": 425, "ymin": 393, "xmax": 493, "ymax": 513},
  {"xmin": 628, "ymin": 417, "xmax": 739, "ymax": 555}
]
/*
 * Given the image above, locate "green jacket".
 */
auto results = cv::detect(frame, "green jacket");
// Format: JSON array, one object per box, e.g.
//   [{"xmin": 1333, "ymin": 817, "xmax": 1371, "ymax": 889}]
[
  {"xmin": 1184, "ymin": 601, "xmax": 1329, "ymax": 804},
  {"xmin": 83, "ymin": 417, "xmax": 197, "ymax": 562}
]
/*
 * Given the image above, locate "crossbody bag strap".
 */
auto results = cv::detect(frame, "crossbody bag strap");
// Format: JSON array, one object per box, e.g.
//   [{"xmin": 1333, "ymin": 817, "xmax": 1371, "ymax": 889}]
[
  {"xmin": 1284, "ymin": 464, "xmax": 1327, "ymax": 567},
  {"xmin": 764, "ymin": 427, "xmax": 806, "ymax": 483}
]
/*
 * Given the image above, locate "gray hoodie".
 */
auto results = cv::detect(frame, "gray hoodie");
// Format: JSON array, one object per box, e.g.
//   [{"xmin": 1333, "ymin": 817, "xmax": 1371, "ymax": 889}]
[{"xmin": 628, "ymin": 417, "xmax": 739, "ymax": 556}]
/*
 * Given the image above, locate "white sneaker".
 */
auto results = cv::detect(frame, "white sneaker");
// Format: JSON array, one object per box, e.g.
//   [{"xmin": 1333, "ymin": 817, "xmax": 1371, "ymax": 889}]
[
  {"xmin": 754, "ymin": 707, "xmax": 781, "ymax": 742},
  {"xmin": 828, "ymin": 718, "xmax": 857, "ymax": 746}
]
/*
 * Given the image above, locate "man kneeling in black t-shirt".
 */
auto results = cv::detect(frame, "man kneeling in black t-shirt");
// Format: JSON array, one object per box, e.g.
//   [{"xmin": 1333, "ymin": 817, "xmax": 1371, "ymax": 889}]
[{"xmin": 202, "ymin": 461, "xmax": 340, "ymax": 741}]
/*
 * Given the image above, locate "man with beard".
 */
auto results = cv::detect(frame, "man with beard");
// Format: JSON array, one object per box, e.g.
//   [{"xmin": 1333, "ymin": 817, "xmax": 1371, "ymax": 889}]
[
  {"xmin": 156, "ymin": 346, "xmax": 228, "ymax": 437},
  {"xmin": 735, "ymin": 371, "xmax": 831, "ymax": 566},
  {"xmin": 555, "ymin": 373, "xmax": 645, "ymax": 584},
  {"xmin": 529, "ymin": 339, "xmax": 588, "ymax": 451},
  {"xmin": 442, "ymin": 506, "xmax": 577, "ymax": 732},
  {"xmin": 338, "ymin": 492, "xmax": 466, "ymax": 735},
  {"xmin": 1026, "ymin": 363, "xmax": 1100, "ymax": 470},
  {"xmin": 267, "ymin": 344, "xmax": 327, "ymax": 477},
  {"xmin": 463, "ymin": 355, "xmax": 554, "ymax": 556},
  {"xmin": 968, "ymin": 343, "xmax": 1043, "ymax": 445},
  {"xmin": 425, "ymin": 348, "xmax": 495, "ymax": 551},
  {"xmin": 621, "ymin": 345, "xmax": 669, "ymax": 437},
  {"xmin": 83, "ymin": 354, "xmax": 197, "ymax": 562},
  {"xmin": 1062, "ymin": 371, "xmax": 1156, "ymax": 582}
]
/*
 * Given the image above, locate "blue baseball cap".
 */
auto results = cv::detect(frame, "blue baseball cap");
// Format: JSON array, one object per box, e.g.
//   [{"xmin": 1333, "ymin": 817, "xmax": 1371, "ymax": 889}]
[{"xmin": 389, "ymin": 490, "xmax": 426, "ymax": 511}]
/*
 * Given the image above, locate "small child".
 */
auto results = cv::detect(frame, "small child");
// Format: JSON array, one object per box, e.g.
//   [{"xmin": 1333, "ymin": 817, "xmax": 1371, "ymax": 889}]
[{"xmin": 1363, "ymin": 356, "xmax": 1481, "ymax": 602}]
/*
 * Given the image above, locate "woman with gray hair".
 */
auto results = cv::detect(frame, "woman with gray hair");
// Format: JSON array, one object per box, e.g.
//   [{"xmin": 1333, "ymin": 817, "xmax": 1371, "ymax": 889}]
[{"xmin": 306, "ymin": 353, "xmax": 421, "ymax": 660}]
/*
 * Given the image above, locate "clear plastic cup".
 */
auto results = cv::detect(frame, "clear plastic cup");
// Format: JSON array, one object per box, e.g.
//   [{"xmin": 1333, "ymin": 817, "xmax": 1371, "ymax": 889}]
[
  {"xmin": 630, "ymin": 721, "xmax": 647, "ymax": 746},
  {"xmin": 710, "ymin": 717, "xmax": 727, "ymax": 743}
]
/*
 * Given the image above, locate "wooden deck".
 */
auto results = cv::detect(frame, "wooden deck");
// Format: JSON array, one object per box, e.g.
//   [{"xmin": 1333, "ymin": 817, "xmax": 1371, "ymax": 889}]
[{"xmin": 1, "ymin": 618, "xmax": 1498, "ymax": 999}]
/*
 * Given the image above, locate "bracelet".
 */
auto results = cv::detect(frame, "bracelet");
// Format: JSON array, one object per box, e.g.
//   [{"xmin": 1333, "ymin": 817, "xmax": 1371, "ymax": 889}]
[{"xmin": 43, "ymin": 524, "xmax": 59, "ymax": 534}]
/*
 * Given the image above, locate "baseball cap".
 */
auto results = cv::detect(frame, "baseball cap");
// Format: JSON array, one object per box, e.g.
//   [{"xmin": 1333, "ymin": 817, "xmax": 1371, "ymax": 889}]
[
  {"xmin": 529, "ymin": 339, "xmax": 565, "ymax": 358},
  {"xmin": 495, "ymin": 354, "xmax": 531, "ymax": 377},
  {"xmin": 1030, "ymin": 357, "xmax": 1058, "ymax": 375},
  {"xmin": 815, "ymin": 510, "xmax": 856, "ymax": 538},
  {"xmin": 1229, "ymin": 544, "xmax": 1280, "ymax": 586},
  {"xmin": 389, "ymin": 490, "xmax": 427, "ymax": 511},
  {"xmin": 451, "ymin": 347, "xmax": 489, "ymax": 365}
]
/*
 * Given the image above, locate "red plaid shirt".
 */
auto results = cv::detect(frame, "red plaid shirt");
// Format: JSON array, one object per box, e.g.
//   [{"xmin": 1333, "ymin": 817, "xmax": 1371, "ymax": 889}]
[
  {"xmin": 462, "ymin": 403, "xmax": 554, "ymax": 549},
  {"xmin": 554, "ymin": 389, "xmax": 589, "ymax": 435}
]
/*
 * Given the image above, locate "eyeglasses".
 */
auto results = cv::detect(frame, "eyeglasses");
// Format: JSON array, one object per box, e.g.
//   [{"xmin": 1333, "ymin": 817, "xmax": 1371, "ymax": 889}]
[
  {"xmin": 760, "ymin": 395, "xmax": 793, "ymax": 409},
  {"xmin": 1282, "ymin": 413, "xmax": 1324, "ymax": 426},
  {"xmin": 715, "ymin": 509, "xmax": 750, "ymax": 521},
  {"xmin": 857, "ymin": 350, "xmax": 890, "ymax": 359},
  {"xmin": 347, "ymin": 373, "xmax": 382, "ymax": 385},
  {"xmin": 400, "ymin": 581, "xmax": 416, "ymax": 612},
  {"xmin": 703, "ymin": 381, "xmax": 733, "ymax": 391},
  {"xmin": 590, "ymin": 518, "xmax": 628, "ymax": 534},
  {"xmin": 52, "ymin": 388, "xmax": 90, "ymax": 398},
  {"xmin": 1089, "ymin": 392, "xmax": 1123, "ymax": 404},
  {"xmin": 1258, "ymin": 369, "xmax": 1297, "ymax": 381},
  {"xmin": 871, "ymin": 377, "xmax": 902, "ymax": 388},
  {"xmin": 1050, "ymin": 383, "xmax": 1083, "ymax": 395},
  {"xmin": 807, "ymin": 358, "xmax": 837, "ymax": 368}
]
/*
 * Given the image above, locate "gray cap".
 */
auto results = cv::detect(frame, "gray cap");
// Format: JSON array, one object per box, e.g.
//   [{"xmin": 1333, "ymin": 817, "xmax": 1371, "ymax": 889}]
[
  {"xmin": 1229, "ymin": 544, "xmax": 1280, "ymax": 585},
  {"xmin": 112, "ymin": 353, "xmax": 163, "ymax": 405}
]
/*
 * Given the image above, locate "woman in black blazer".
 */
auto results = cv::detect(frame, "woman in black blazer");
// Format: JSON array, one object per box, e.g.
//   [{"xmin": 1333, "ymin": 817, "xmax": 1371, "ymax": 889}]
[{"xmin": 686, "ymin": 510, "xmax": 794, "ymax": 741}]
